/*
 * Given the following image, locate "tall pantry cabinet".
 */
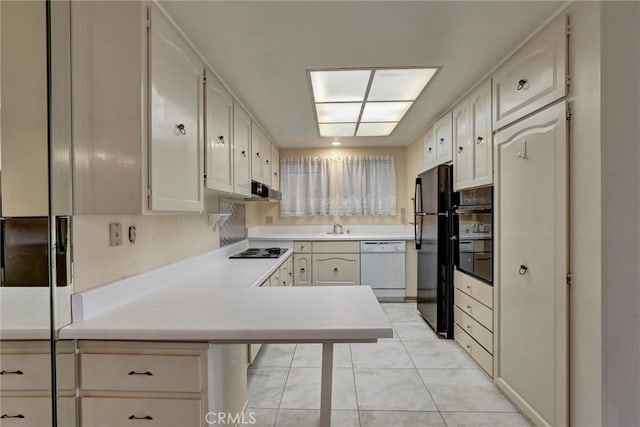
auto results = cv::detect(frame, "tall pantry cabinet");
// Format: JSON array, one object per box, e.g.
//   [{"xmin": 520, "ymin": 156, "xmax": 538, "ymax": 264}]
[{"xmin": 72, "ymin": 2, "xmax": 205, "ymax": 214}]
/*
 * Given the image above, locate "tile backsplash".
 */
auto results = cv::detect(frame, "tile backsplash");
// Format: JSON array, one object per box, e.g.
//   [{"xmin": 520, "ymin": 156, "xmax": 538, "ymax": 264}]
[{"xmin": 219, "ymin": 199, "xmax": 247, "ymax": 247}]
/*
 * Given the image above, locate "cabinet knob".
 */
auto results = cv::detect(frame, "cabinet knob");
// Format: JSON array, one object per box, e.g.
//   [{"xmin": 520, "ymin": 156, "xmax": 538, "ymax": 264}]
[
  {"xmin": 300, "ymin": 268, "xmax": 305, "ymax": 273},
  {"xmin": 274, "ymin": 172, "xmax": 278, "ymax": 176},
  {"xmin": 428, "ymin": 147, "xmax": 432, "ymax": 152},
  {"xmin": 175, "ymin": 123, "xmax": 186, "ymax": 135},
  {"xmin": 519, "ymin": 264, "xmax": 529, "ymax": 275},
  {"xmin": 128, "ymin": 370, "xmax": 153, "ymax": 376},
  {"xmin": 241, "ymin": 150, "xmax": 247, "ymax": 157},
  {"xmin": 333, "ymin": 268, "xmax": 339, "ymax": 273},
  {"xmin": 128, "ymin": 415, "xmax": 154, "ymax": 421},
  {"xmin": 439, "ymin": 138, "xmax": 445, "ymax": 144},
  {"xmin": 457, "ymin": 146, "xmax": 464, "ymax": 153},
  {"xmin": 218, "ymin": 135, "xmax": 225, "ymax": 145},
  {"xmin": 466, "ymin": 324, "xmax": 471, "ymax": 329},
  {"xmin": 266, "ymin": 159, "xmax": 270, "ymax": 164},
  {"xmin": 476, "ymin": 136, "xmax": 484, "ymax": 144},
  {"xmin": 1, "ymin": 414, "xmax": 25, "ymax": 419},
  {"xmin": 517, "ymin": 79, "xmax": 528, "ymax": 91},
  {"xmin": 256, "ymin": 152, "xmax": 260, "ymax": 158},
  {"xmin": 0, "ymin": 370, "xmax": 24, "ymax": 375},
  {"xmin": 466, "ymin": 305, "xmax": 472, "ymax": 310}
]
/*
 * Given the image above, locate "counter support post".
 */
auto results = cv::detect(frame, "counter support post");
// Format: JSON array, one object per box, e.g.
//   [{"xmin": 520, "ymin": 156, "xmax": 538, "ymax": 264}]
[{"xmin": 320, "ymin": 342, "xmax": 334, "ymax": 427}]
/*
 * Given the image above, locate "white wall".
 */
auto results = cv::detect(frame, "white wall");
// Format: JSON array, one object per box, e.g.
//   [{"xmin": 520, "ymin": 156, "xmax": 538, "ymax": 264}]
[{"xmin": 601, "ymin": 2, "xmax": 640, "ymax": 426}]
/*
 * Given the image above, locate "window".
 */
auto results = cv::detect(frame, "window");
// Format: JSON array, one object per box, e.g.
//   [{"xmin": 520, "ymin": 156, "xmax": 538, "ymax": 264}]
[{"xmin": 280, "ymin": 156, "xmax": 396, "ymax": 217}]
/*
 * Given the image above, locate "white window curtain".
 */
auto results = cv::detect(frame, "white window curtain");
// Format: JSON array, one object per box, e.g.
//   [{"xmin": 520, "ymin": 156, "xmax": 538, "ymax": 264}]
[{"xmin": 280, "ymin": 155, "xmax": 396, "ymax": 217}]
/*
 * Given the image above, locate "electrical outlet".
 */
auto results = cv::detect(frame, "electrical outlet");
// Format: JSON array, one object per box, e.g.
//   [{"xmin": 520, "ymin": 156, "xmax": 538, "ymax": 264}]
[
  {"xmin": 128, "ymin": 225, "xmax": 137, "ymax": 244},
  {"xmin": 109, "ymin": 223, "xmax": 123, "ymax": 246},
  {"xmin": 265, "ymin": 216, "xmax": 273, "ymax": 224}
]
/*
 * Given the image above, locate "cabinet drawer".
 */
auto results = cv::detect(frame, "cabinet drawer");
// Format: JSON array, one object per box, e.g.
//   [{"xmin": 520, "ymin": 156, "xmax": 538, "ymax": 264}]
[
  {"xmin": 312, "ymin": 241, "xmax": 359, "ymax": 253},
  {"xmin": 80, "ymin": 397, "xmax": 202, "ymax": 427},
  {"xmin": 312, "ymin": 254, "xmax": 360, "ymax": 286},
  {"xmin": 454, "ymin": 269, "xmax": 493, "ymax": 308},
  {"xmin": 0, "ymin": 354, "xmax": 50, "ymax": 391},
  {"xmin": 0, "ymin": 397, "xmax": 50, "ymax": 426},
  {"xmin": 294, "ymin": 241, "xmax": 311, "ymax": 253},
  {"xmin": 454, "ymin": 306, "xmax": 493, "ymax": 353},
  {"xmin": 492, "ymin": 16, "xmax": 567, "ymax": 129},
  {"xmin": 454, "ymin": 288, "xmax": 493, "ymax": 331},
  {"xmin": 80, "ymin": 354, "xmax": 202, "ymax": 393},
  {"xmin": 454, "ymin": 324, "xmax": 493, "ymax": 376}
]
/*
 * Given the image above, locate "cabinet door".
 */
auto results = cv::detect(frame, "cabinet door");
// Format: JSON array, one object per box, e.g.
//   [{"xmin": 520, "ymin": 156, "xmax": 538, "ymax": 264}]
[
  {"xmin": 492, "ymin": 16, "xmax": 567, "ymax": 130},
  {"xmin": 262, "ymin": 137, "xmax": 272, "ymax": 186},
  {"xmin": 251, "ymin": 122, "xmax": 263, "ymax": 182},
  {"xmin": 423, "ymin": 128, "xmax": 436, "ymax": 171},
  {"xmin": 149, "ymin": 6, "xmax": 203, "ymax": 212},
  {"xmin": 494, "ymin": 102, "xmax": 567, "ymax": 426},
  {"xmin": 271, "ymin": 144, "xmax": 280, "ymax": 191},
  {"xmin": 233, "ymin": 102, "xmax": 251, "ymax": 196},
  {"xmin": 452, "ymin": 101, "xmax": 473, "ymax": 190},
  {"xmin": 205, "ymin": 71, "xmax": 233, "ymax": 193},
  {"xmin": 293, "ymin": 254, "xmax": 311, "ymax": 286},
  {"xmin": 286, "ymin": 257, "xmax": 294, "ymax": 286},
  {"xmin": 312, "ymin": 254, "xmax": 360, "ymax": 286},
  {"xmin": 470, "ymin": 80, "xmax": 493, "ymax": 187},
  {"xmin": 434, "ymin": 112, "xmax": 453, "ymax": 164}
]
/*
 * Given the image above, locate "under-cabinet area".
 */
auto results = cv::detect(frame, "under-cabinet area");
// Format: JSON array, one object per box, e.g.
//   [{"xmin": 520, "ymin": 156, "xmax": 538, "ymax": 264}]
[{"xmin": 3, "ymin": 1, "xmax": 639, "ymax": 427}]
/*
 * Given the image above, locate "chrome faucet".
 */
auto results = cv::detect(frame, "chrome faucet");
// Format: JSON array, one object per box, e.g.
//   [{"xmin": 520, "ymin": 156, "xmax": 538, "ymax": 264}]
[{"xmin": 333, "ymin": 222, "xmax": 344, "ymax": 234}]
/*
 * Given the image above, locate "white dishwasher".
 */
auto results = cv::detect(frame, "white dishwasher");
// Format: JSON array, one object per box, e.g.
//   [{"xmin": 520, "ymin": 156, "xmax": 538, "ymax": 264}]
[{"xmin": 360, "ymin": 241, "xmax": 406, "ymax": 301}]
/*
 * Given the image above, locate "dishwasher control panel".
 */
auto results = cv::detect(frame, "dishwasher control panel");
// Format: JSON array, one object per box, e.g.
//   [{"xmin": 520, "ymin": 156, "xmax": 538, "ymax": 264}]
[{"xmin": 360, "ymin": 241, "xmax": 406, "ymax": 253}]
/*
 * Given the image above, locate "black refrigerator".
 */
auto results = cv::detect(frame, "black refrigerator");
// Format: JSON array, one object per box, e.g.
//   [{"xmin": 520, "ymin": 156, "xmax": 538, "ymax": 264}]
[{"xmin": 414, "ymin": 165, "xmax": 456, "ymax": 338}]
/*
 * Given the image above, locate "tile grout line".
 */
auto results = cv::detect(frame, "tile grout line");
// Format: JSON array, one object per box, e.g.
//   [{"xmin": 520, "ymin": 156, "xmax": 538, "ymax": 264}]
[
  {"xmin": 348, "ymin": 342, "xmax": 363, "ymax": 427},
  {"xmin": 273, "ymin": 344, "xmax": 295, "ymax": 427}
]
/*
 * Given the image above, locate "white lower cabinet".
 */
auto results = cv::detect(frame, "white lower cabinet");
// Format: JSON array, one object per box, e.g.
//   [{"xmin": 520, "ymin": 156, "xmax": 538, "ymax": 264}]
[
  {"xmin": 312, "ymin": 254, "xmax": 360, "ymax": 286},
  {"xmin": 494, "ymin": 101, "xmax": 568, "ymax": 426},
  {"xmin": 78, "ymin": 341, "xmax": 247, "ymax": 427},
  {"xmin": 293, "ymin": 254, "xmax": 311, "ymax": 286},
  {"xmin": 0, "ymin": 397, "xmax": 75, "ymax": 427}
]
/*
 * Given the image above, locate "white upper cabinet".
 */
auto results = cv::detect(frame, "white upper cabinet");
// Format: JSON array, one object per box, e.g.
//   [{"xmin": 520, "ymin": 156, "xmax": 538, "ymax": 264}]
[
  {"xmin": 434, "ymin": 112, "xmax": 453, "ymax": 165},
  {"xmin": 251, "ymin": 122, "xmax": 264, "ymax": 183},
  {"xmin": 492, "ymin": 16, "xmax": 567, "ymax": 130},
  {"xmin": 204, "ymin": 70, "xmax": 234, "ymax": 193},
  {"xmin": 233, "ymin": 102, "xmax": 252, "ymax": 197},
  {"xmin": 423, "ymin": 127, "xmax": 436, "ymax": 172},
  {"xmin": 261, "ymin": 136, "xmax": 273, "ymax": 187},
  {"xmin": 148, "ymin": 6, "xmax": 204, "ymax": 212},
  {"xmin": 453, "ymin": 101, "xmax": 473, "ymax": 190},
  {"xmin": 72, "ymin": 2, "xmax": 204, "ymax": 214},
  {"xmin": 453, "ymin": 80, "xmax": 493, "ymax": 191},
  {"xmin": 271, "ymin": 144, "xmax": 280, "ymax": 191}
]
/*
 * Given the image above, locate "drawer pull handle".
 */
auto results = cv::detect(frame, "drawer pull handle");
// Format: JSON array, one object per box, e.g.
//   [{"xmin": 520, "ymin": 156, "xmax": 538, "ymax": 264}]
[
  {"xmin": 1, "ymin": 414, "xmax": 25, "ymax": 419},
  {"xmin": 517, "ymin": 79, "xmax": 528, "ymax": 90},
  {"xmin": 128, "ymin": 415, "xmax": 153, "ymax": 421},
  {"xmin": 175, "ymin": 123, "xmax": 186, "ymax": 135},
  {"xmin": 128, "ymin": 370, "xmax": 153, "ymax": 376},
  {"xmin": 519, "ymin": 265, "xmax": 528, "ymax": 275},
  {"xmin": 0, "ymin": 370, "xmax": 24, "ymax": 375}
]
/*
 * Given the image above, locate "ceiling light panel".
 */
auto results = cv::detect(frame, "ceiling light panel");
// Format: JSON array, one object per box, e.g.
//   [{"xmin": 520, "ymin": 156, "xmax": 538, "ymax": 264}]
[
  {"xmin": 319, "ymin": 123, "xmax": 356, "ymax": 137},
  {"xmin": 367, "ymin": 68, "xmax": 437, "ymax": 101},
  {"xmin": 356, "ymin": 122, "xmax": 398, "ymax": 137},
  {"xmin": 310, "ymin": 70, "xmax": 371, "ymax": 102},
  {"xmin": 361, "ymin": 102, "xmax": 412, "ymax": 122},
  {"xmin": 316, "ymin": 103, "xmax": 362, "ymax": 123}
]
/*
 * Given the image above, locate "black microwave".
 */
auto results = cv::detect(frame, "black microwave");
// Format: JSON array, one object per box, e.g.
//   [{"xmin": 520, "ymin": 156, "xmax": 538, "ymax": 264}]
[{"xmin": 453, "ymin": 187, "xmax": 493, "ymax": 284}]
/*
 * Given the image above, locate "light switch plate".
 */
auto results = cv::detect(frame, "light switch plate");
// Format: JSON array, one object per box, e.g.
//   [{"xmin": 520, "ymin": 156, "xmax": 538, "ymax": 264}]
[
  {"xmin": 265, "ymin": 216, "xmax": 273, "ymax": 224},
  {"xmin": 109, "ymin": 223, "xmax": 123, "ymax": 246}
]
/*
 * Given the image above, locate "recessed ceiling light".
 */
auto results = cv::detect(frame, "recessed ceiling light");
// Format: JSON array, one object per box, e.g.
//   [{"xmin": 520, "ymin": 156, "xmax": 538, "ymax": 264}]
[
  {"xmin": 331, "ymin": 140, "xmax": 342, "ymax": 146},
  {"xmin": 356, "ymin": 122, "xmax": 398, "ymax": 137},
  {"xmin": 310, "ymin": 70, "xmax": 371, "ymax": 102},
  {"xmin": 309, "ymin": 67, "xmax": 439, "ymax": 138},
  {"xmin": 367, "ymin": 68, "xmax": 437, "ymax": 101},
  {"xmin": 316, "ymin": 103, "xmax": 362, "ymax": 123},
  {"xmin": 361, "ymin": 102, "xmax": 412, "ymax": 122},
  {"xmin": 319, "ymin": 123, "xmax": 356, "ymax": 137}
]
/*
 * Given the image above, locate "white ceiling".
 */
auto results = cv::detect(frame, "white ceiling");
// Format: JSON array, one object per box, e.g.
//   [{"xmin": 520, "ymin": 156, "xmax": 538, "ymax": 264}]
[{"xmin": 161, "ymin": 1, "xmax": 565, "ymax": 148}]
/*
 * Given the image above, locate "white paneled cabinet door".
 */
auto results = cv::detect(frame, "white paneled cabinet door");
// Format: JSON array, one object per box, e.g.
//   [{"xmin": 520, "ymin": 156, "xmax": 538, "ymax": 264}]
[
  {"xmin": 233, "ymin": 102, "xmax": 251, "ymax": 196},
  {"xmin": 434, "ymin": 112, "xmax": 453, "ymax": 164},
  {"xmin": 271, "ymin": 144, "xmax": 280, "ymax": 191},
  {"xmin": 261, "ymin": 136, "xmax": 272, "ymax": 187},
  {"xmin": 452, "ymin": 102, "xmax": 472, "ymax": 190},
  {"xmin": 494, "ymin": 102, "xmax": 567, "ymax": 426},
  {"xmin": 423, "ymin": 127, "xmax": 436, "ymax": 171},
  {"xmin": 149, "ymin": 6, "xmax": 203, "ymax": 212},
  {"xmin": 251, "ymin": 122, "xmax": 263, "ymax": 182},
  {"xmin": 294, "ymin": 254, "xmax": 311, "ymax": 286},
  {"xmin": 470, "ymin": 80, "xmax": 493, "ymax": 187},
  {"xmin": 205, "ymin": 71, "xmax": 233, "ymax": 193}
]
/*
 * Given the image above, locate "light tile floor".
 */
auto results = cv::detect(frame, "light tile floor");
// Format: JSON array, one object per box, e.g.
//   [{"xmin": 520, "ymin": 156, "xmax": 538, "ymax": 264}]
[{"xmin": 246, "ymin": 302, "xmax": 531, "ymax": 427}]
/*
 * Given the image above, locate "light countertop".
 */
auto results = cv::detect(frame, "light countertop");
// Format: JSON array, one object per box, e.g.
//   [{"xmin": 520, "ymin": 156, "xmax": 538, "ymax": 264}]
[
  {"xmin": 247, "ymin": 225, "xmax": 415, "ymax": 241},
  {"xmin": 60, "ymin": 241, "xmax": 392, "ymax": 342}
]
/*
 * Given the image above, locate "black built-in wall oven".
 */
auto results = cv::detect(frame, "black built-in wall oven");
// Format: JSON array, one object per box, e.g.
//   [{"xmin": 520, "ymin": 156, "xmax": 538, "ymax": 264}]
[{"xmin": 453, "ymin": 187, "xmax": 493, "ymax": 284}]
